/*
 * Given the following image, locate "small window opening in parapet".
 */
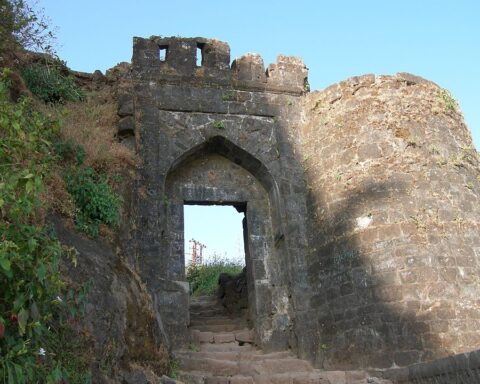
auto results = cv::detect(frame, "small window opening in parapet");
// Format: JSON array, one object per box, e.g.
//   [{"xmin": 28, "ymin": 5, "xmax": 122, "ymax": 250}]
[
  {"xmin": 196, "ymin": 43, "xmax": 205, "ymax": 67},
  {"xmin": 159, "ymin": 45, "xmax": 168, "ymax": 62}
]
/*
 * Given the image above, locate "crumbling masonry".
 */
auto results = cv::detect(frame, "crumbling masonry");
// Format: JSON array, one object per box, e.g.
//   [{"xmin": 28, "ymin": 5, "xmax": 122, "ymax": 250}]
[{"xmin": 116, "ymin": 36, "xmax": 480, "ymax": 381}]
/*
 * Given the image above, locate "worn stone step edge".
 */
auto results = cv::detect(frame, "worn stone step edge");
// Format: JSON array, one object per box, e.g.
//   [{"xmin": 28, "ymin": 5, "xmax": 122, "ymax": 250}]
[
  {"xmin": 177, "ymin": 370, "xmax": 384, "ymax": 384},
  {"xmin": 177, "ymin": 370, "xmax": 334, "ymax": 384},
  {"xmin": 191, "ymin": 295, "xmax": 218, "ymax": 301},
  {"xmin": 177, "ymin": 356, "xmax": 313, "ymax": 376},
  {"xmin": 190, "ymin": 307, "xmax": 226, "ymax": 312},
  {"xmin": 191, "ymin": 324, "xmax": 248, "ymax": 333},
  {"xmin": 190, "ymin": 299, "xmax": 223, "ymax": 306},
  {"xmin": 177, "ymin": 356, "xmax": 240, "ymax": 376},
  {"xmin": 190, "ymin": 318, "xmax": 248, "ymax": 326},
  {"xmin": 190, "ymin": 309, "xmax": 227, "ymax": 316},
  {"xmin": 174, "ymin": 350, "xmax": 294, "ymax": 362},
  {"xmin": 198, "ymin": 342, "xmax": 254, "ymax": 352},
  {"xmin": 190, "ymin": 310, "xmax": 228, "ymax": 318},
  {"xmin": 178, "ymin": 368, "xmax": 386, "ymax": 384},
  {"xmin": 190, "ymin": 300, "xmax": 223, "ymax": 306},
  {"xmin": 190, "ymin": 301, "xmax": 224, "ymax": 307},
  {"xmin": 192, "ymin": 329, "xmax": 254, "ymax": 344},
  {"xmin": 190, "ymin": 314, "xmax": 246, "ymax": 320}
]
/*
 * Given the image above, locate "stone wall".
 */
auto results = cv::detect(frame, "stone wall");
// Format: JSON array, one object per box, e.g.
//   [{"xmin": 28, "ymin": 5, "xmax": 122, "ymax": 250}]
[
  {"xmin": 126, "ymin": 36, "xmax": 311, "ymax": 351},
  {"xmin": 385, "ymin": 349, "xmax": 480, "ymax": 383},
  {"xmin": 119, "ymin": 36, "xmax": 480, "ymax": 371},
  {"xmin": 296, "ymin": 73, "xmax": 480, "ymax": 369}
]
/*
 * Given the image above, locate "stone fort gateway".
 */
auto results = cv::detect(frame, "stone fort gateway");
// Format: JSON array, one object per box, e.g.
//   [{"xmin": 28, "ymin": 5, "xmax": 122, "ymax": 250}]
[{"xmin": 115, "ymin": 36, "xmax": 480, "ymax": 381}]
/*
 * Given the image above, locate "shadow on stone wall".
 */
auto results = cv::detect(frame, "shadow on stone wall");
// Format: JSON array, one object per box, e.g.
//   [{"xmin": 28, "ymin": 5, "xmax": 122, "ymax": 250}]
[
  {"xmin": 304, "ymin": 179, "xmax": 432, "ymax": 369},
  {"xmin": 295, "ymin": 73, "xmax": 480, "ymax": 371}
]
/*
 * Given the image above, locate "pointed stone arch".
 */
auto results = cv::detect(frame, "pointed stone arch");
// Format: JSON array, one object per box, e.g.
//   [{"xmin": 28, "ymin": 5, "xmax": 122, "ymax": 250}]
[
  {"xmin": 163, "ymin": 135, "xmax": 291, "ymax": 349},
  {"xmin": 166, "ymin": 135, "xmax": 285, "ymax": 242}
]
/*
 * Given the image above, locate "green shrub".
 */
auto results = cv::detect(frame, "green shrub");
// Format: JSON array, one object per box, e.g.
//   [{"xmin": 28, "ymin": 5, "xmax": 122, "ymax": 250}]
[
  {"xmin": 64, "ymin": 167, "xmax": 121, "ymax": 237},
  {"xmin": 213, "ymin": 120, "xmax": 225, "ymax": 129},
  {"xmin": 0, "ymin": 72, "xmax": 90, "ymax": 383},
  {"xmin": 168, "ymin": 358, "xmax": 179, "ymax": 379},
  {"xmin": 54, "ymin": 138, "xmax": 86, "ymax": 166},
  {"xmin": 186, "ymin": 256, "xmax": 244, "ymax": 296},
  {"xmin": 440, "ymin": 89, "xmax": 457, "ymax": 113},
  {"xmin": 22, "ymin": 63, "xmax": 84, "ymax": 104}
]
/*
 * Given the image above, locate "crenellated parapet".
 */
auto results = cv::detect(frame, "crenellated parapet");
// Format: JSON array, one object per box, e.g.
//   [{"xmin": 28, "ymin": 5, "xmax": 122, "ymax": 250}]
[{"xmin": 132, "ymin": 36, "xmax": 308, "ymax": 94}]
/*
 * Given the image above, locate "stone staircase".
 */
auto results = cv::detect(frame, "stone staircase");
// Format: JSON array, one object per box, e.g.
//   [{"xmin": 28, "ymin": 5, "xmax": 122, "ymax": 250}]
[{"xmin": 174, "ymin": 296, "xmax": 391, "ymax": 384}]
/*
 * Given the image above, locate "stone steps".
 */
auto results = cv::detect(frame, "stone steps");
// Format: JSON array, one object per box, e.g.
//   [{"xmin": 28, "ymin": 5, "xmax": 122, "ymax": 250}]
[
  {"xmin": 192, "ymin": 323, "xmax": 248, "ymax": 333},
  {"xmin": 175, "ymin": 350, "xmax": 294, "ymax": 362},
  {"xmin": 190, "ymin": 316, "xmax": 246, "ymax": 325},
  {"xmin": 191, "ymin": 329, "xmax": 254, "ymax": 344},
  {"xmin": 176, "ymin": 295, "xmax": 391, "ymax": 384},
  {"xmin": 178, "ymin": 370, "xmax": 333, "ymax": 384},
  {"xmin": 199, "ymin": 342, "xmax": 254, "ymax": 352},
  {"xmin": 190, "ymin": 309, "xmax": 229, "ymax": 317},
  {"xmin": 178, "ymin": 370, "xmax": 389, "ymax": 384}
]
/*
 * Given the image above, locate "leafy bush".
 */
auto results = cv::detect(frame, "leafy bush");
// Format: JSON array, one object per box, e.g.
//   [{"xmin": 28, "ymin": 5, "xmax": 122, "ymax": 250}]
[
  {"xmin": 22, "ymin": 63, "xmax": 84, "ymax": 104},
  {"xmin": 54, "ymin": 138, "xmax": 86, "ymax": 166},
  {"xmin": 186, "ymin": 256, "xmax": 244, "ymax": 296},
  {"xmin": 0, "ymin": 73, "xmax": 90, "ymax": 383},
  {"xmin": 64, "ymin": 166, "xmax": 121, "ymax": 237}
]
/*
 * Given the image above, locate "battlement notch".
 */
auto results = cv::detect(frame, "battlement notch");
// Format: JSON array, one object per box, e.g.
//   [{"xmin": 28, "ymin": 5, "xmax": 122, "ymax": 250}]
[{"xmin": 132, "ymin": 36, "xmax": 308, "ymax": 94}]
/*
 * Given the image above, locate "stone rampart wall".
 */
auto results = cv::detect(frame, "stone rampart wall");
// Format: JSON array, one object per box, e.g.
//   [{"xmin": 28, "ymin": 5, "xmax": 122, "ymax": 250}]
[{"xmin": 295, "ymin": 73, "xmax": 480, "ymax": 369}]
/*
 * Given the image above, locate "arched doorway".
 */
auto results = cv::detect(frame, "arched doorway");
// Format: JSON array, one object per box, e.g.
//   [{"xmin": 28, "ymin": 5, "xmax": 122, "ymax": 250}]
[{"xmin": 164, "ymin": 137, "xmax": 284, "ymax": 347}]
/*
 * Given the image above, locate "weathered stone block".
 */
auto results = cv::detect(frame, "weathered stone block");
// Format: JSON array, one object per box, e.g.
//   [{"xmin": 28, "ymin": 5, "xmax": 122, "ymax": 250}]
[
  {"xmin": 213, "ymin": 333, "xmax": 235, "ymax": 343},
  {"xmin": 197, "ymin": 331, "xmax": 214, "ymax": 343},
  {"xmin": 235, "ymin": 329, "xmax": 253, "ymax": 343},
  {"xmin": 118, "ymin": 94, "xmax": 134, "ymax": 116},
  {"xmin": 118, "ymin": 116, "xmax": 135, "ymax": 135}
]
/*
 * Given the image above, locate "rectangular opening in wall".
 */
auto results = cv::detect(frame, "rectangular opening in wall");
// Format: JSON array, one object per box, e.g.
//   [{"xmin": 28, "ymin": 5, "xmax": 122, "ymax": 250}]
[
  {"xmin": 184, "ymin": 203, "xmax": 246, "ymax": 295},
  {"xmin": 159, "ymin": 45, "xmax": 168, "ymax": 62},
  {"xmin": 184, "ymin": 202, "xmax": 250, "ymax": 324},
  {"xmin": 196, "ymin": 43, "xmax": 205, "ymax": 67},
  {"xmin": 184, "ymin": 203, "xmax": 246, "ymax": 267}
]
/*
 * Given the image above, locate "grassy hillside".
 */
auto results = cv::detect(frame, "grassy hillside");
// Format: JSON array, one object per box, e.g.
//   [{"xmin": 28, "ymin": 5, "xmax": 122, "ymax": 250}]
[{"xmin": 0, "ymin": 57, "xmax": 136, "ymax": 382}]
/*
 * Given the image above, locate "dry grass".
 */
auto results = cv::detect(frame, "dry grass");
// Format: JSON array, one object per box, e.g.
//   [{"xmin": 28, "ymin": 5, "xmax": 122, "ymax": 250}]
[
  {"xmin": 58, "ymin": 90, "xmax": 137, "ymax": 174},
  {"xmin": 42, "ymin": 168, "xmax": 76, "ymax": 219},
  {"xmin": 39, "ymin": 88, "xmax": 138, "ymax": 225},
  {"xmin": 39, "ymin": 87, "xmax": 137, "ymax": 176}
]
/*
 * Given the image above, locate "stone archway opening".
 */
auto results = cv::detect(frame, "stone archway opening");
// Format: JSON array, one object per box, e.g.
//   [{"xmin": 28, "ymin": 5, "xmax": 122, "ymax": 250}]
[
  {"xmin": 164, "ymin": 140, "xmax": 282, "ymax": 346},
  {"xmin": 184, "ymin": 203, "xmax": 246, "ymax": 268},
  {"xmin": 184, "ymin": 202, "xmax": 250, "ymax": 323}
]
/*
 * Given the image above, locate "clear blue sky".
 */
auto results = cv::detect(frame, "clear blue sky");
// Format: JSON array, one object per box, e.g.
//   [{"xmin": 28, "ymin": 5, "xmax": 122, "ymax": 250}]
[
  {"xmin": 39, "ymin": 0, "xmax": 479, "ymax": 261},
  {"xmin": 41, "ymin": 0, "xmax": 479, "ymax": 150},
  {"xmin": 184, "ymin": 206, "xmax": 245, "ymax": 265}
]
